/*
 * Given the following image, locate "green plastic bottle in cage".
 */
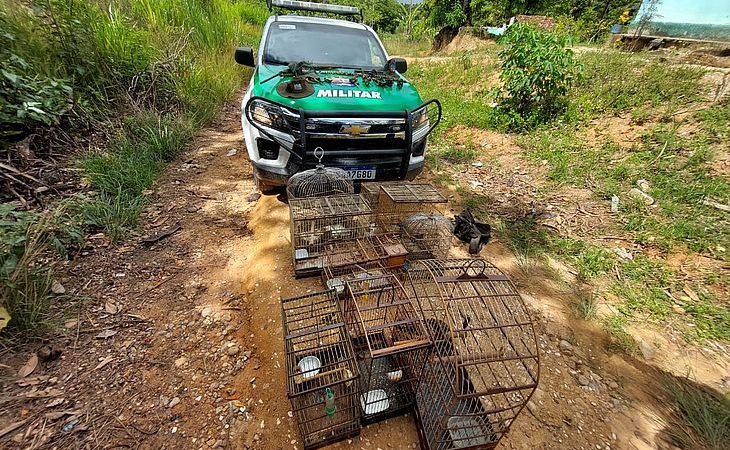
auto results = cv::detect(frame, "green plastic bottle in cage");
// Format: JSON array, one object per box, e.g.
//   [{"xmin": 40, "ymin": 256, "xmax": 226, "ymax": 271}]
[{"xmin": 324, "ymin": 388, "xmax": 336, "ymax": 417}]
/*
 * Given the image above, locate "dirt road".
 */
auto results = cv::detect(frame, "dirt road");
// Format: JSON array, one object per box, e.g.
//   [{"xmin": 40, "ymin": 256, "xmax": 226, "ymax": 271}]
[{"xmin": 1, "ymin": 104, "xmax": 709, "ymax": 449}]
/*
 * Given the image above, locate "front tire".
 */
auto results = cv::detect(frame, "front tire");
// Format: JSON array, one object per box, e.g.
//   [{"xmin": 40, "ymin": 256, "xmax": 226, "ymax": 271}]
[{"xmin": 254, "ymin": 173, "xmax": 278, "ymax": 195}]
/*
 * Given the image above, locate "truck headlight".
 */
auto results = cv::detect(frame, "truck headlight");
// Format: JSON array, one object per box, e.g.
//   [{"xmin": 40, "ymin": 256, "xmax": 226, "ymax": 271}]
[
  {"xmin": 411, "ymin": 106, "xmax": 430, "ymax": 142},
  {"xmin": 248, "ymin": 99, "xmax": 298, "ymax": 134}
]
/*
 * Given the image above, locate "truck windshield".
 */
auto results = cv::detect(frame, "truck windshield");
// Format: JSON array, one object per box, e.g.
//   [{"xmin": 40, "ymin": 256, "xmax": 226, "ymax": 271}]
[{"xmin": 263, "ymin": 22, "xmax": 387, "ymax": 69}]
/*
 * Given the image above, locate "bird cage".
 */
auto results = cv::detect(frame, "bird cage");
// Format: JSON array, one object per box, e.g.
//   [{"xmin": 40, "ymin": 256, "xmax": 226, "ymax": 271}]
[
  {"xmin": 360, "ymin": 181, "xmax": 410, "ymax": 212},
  {"xmin": 282, "ymin": 290, "xmax": 361, "ymax": 449},
  {"xmin": 322, "ymin": 260, "xmax": 397, "ymax": 299},
  {"xmin": 343, "ymin": 274, "xmax": 431, "ymax": 422},
  {"xmin": 321, "ymin": 233, "xmax": 408, "ymax": 277},
  {"xmin": 287, "ymin": 147, "xmax": 355, "ymax": 199},
  {"xmin": 401, "ymin": 214, "xmax": 454, "ymax": 260},
  {"xmin": 289, "ymin": 194, "xmax": 373, "ymax": 277},
  {"xmin": 403, "ymin": 259, "xmax": 539, "ymax": 450},
  {"xmin": 377, "ymin": 184, "xmax": 448, "ymax": 232}
]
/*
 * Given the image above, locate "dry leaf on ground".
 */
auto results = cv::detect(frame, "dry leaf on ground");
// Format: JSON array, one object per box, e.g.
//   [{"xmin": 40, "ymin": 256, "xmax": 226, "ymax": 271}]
[{"xmin": 17, "ymin": 354, "xmax": 39, "ymax": 378}]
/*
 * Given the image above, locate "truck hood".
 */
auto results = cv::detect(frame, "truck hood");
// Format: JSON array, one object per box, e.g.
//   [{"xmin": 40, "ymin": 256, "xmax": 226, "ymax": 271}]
[{"xmin": 250, "ymin": 64, "xmax": 424, "ymax": 112}]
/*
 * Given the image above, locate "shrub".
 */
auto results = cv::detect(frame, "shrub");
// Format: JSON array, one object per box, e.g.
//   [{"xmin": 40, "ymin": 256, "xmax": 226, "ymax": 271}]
[{"xmin": 495, "ymin": 23, "xmax": 581, "ymax": 130}]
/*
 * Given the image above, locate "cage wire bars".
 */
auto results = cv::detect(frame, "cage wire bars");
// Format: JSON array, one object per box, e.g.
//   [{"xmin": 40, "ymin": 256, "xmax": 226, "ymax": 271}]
[
  {"xmin": 282, "ymin": 290, "xmax": 361, "ymax": 449},
  {"xmin": 403, "ymin": 259, "xmax": 539, "ymax": 450},
  {"xmin": 287, "ymin": 147, "xmax": 355, "ymax": 198},
  {"xmin": 288, "ymin": 194, "xmax": 374, "ymax": 277},
  {"xmin": 376, "ymin": 183, "xmax": 448, "ymax": 232},
  {"xmin": 343, "ymin": 273, "xmax": 431, "ymax": 422}
]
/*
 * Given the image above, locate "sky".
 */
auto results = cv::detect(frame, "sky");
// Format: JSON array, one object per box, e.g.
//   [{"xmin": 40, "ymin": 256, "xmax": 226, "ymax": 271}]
[{"xmin": 637, "ymin": 0, "xmax": 730, "ymax": 25}]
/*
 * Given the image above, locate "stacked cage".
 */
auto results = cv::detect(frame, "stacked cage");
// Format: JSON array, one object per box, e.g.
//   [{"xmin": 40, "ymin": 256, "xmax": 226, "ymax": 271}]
[
  {"xmin": 403, "ymin": 259, "xmax": 539, "ymax": 450},
  {"xmin": 376, "ymin": 184, "xmax": 448, "ymax": 231},
  {"xmin": 360, "ymin": 181, "xmax": 410, "ymax": 211},
  {"xmin": 375, "ymin": 184, "xmax": 450, "ymax": 260},
  {"xmin": 322, "ymin": 260, "xmax": 397, "ymax": 299},
  {"xmin": 282, "ymin": 290, "xmax": 361, "ymax": 449},
  {"xmin": 321, "ymin": 233, "xmax": 408, "ymax": 275},
  {"xmin": 289, "ymin": 194, "xmax": 374, "ymax": 277},
  {"xmin": 343, "ymin": 273, "xmax": 432, "ymax": 422}
]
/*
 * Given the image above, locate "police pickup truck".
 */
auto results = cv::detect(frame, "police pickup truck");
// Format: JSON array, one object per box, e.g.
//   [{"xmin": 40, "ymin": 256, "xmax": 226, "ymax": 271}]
[{"xmin": 234, "ymin": 0, "xmax": 441, "ymax": 192}]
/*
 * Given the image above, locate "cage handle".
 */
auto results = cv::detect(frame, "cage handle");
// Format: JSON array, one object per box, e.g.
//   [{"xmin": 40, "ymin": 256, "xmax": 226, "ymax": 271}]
[
  {"xmin": 458, "ymin": 259, "xmax": 489, "ymax": 279},
  {"xmin": 313, "ymin": 146, "xmax": 325, "ymax": 168}
]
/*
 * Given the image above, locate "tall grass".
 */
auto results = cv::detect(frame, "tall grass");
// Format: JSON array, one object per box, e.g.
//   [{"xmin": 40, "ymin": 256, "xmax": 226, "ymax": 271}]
[{"xmin": 1, "ymin": 0, "xmax": 267, "ymax": 336}]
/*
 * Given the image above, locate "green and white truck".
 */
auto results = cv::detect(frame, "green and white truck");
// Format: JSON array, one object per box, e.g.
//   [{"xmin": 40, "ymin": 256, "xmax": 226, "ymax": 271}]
[{"xmin": 235, "ymin": 0, "xmax": 441, "ymax": 192}]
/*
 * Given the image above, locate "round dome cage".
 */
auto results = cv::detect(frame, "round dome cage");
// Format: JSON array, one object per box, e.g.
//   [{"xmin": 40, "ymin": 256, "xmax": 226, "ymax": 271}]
[
  {"xmin": 286, "ymin": 147, "xmax": 355, "ymax": 199},
  {"xmin": 400, "ymin": 213, "xmax": 453, "ymax": 260}
]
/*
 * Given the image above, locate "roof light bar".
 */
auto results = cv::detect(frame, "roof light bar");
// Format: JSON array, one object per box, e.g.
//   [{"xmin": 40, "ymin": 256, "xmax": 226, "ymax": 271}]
[{"xmin": 269, "ymin": 0, "xmax": 362, "ymax": 18}]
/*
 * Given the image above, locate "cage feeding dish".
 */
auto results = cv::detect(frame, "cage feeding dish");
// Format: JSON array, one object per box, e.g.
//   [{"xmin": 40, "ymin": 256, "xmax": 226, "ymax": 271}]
[
  {"xmin": 282, "ymin": 290, "xmax": 361, "ymax": 449},
  {"xmin": 403, "ymin": 259, "xmax": 539, "ymax": 450},
  {"xmin": 299, "ymin": 356, "xmax": 322, "ymax": 379},
  {"xmin": 360, "ymin": 389, "xmax": 390, "ymax": 415},
  {"xmin": 287, "ymin": 147, "xmax": 355, "ymax": 198}
]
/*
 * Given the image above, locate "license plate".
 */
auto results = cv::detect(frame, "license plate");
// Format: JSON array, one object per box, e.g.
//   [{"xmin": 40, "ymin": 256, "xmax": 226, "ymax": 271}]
[{"xmin": 345, "ymin": 167, "xmax": 376, "ymax": 180}]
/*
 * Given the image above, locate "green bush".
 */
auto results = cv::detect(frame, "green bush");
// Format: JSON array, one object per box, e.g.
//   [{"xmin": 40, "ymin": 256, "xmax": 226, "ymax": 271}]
[{"xmin": 494, "ymin": 24, "xmax": 581, "ymax": 130}]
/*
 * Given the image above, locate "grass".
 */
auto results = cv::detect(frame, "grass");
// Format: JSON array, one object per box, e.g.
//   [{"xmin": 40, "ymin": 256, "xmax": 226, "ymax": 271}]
[
  {"xmin": 572, "ymin": 286, "xmax": 598, "ymax": 320},
  {"xmin": 380, "ymin": 34, "xmax": 431, "ymax": 56},
  {"xmin": 1, "ymin": 0, "xmax": 267, "ymax": 336},
  {"xmin": 603, "ymin": 314, "xmax": 639, "ymax": 355},
  {"xmin": 78, "ymin": 112, "xmax": 192, "ymax": 241},
  {"xmin": 664, "ymin": 378, "xmax": 730, "ymax": 450}
]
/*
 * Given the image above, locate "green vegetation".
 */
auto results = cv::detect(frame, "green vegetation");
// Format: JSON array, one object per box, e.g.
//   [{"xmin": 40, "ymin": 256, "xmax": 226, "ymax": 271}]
[
  {"xmin": 665, "ymin": 378, "xmax": 730, "ymax": 450},
  {"xmin": 1, "ymin": 0, "xmax": 266, "ymax": 337},
  {"xmin": 494, "ymin": 24, "xmax": 581, "ymax": 130},
  {"xmin": 426, "ymin": 0, "xmax": 636, "ymax": 43},
  {"xmin": 603, "ymin": 313, "xmax": 638, "ymax": 355}
]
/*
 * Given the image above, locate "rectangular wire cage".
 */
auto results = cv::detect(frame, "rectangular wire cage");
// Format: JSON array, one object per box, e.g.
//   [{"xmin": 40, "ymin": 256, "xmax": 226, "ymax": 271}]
[
  {"xmin": 321, "ymin": 233, "xmax": 408, "ymax": 276},
  {"xmin": 289, "ymin": 194, "xmax": 374, "ymax": 277},
  {"xmin": 342, "ymin": 273, "xmax": 432, "ymax": 422},
  {"xmin": 376, "ymin": 184, "xmax": 448, "ymax": 232},
  {"xmin": 322, "ymin": 259, "xmax": 402, "ymax": 299},
  {"xmin": 403, "ymin": 259, "xmax": 540, "ymax": 450},
  {"xmin": 282, "ymin": 290, "xmax": 361, "ymax": 449},
  {"xmin": 360, "ymin": 181, "xmax": 410, "ymax": 212}
]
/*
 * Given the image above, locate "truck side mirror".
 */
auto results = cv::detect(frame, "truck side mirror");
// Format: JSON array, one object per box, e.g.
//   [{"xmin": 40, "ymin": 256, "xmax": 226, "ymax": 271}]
[
  {"xmin": 235, "ymin": 47, "xmax": 255, "ymax": 67},
  {"xmin": 387, "ymin": 57, "xmax": 407, "ymax": 74}
]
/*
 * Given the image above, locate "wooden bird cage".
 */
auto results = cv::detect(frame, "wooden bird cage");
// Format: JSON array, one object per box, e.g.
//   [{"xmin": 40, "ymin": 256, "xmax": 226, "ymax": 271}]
[
  {"xmin": 376, "ymin": 184, "xmax": 448, "ymax": 232},
  {"xmin": 321, "ymin": 260, "xmax": 400, "ymax": 299},
  {"xmin": 289, "ymin": 194, "xmax": 373, "ymax": 277},
  {"xmin": 403, "ymin": 259, "xmax": 539, "ymax": 450},
  {"xmin": 360, "ymin": 181, "xmax": 410, "ymax": 212},
  {"xmin": 343, "ymin": 273, "xmax": 432, "ymax": 422},
  {"xmin": 282, "ymin": 290, "xmax": 361, "ymax": 449},
  {"xmin": 320, "ymin": 233, "xmax": 407, "ymax": 278}
]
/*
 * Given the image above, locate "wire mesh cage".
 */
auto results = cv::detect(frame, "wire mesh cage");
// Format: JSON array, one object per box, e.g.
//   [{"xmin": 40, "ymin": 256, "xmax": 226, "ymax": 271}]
[
  {"xmin": 322, "ymin": 260, "xmax": 399, "ymax": 299},
  {"xmin": 376, "ymin": 184, "xmax": 448, "ymax": 232},
  {"xmin": 401, "ymin": 214, "xmax": 454, "ymax": 260},
  {"xmin": 287, "ymin": 147, "xmax": 355, "ymax": 199},
  {"xmin": 321, "ymin": 233, "xmax": 408, "ymax": 276},
  {"xmin": 403, "ymin": 259, "xmax": 539, "ymax": 450},
  {"xmin": 343, "ymin": 274, "xmax": 432, "ymax": 422},
  {"xmin": 289, "ymin": 194, "xmax": 374, "ymax": 277},
  {"xmin": 360, "ymin": 181, "xmax": 410, "ymax": 212},
  {"xmin": 282, "ymin": 290, "xmax": 361, "ymax": 449}
]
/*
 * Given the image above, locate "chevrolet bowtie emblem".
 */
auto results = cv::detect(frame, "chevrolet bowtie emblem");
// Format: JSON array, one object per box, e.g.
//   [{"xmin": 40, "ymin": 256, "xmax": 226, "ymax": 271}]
[{"xmin": 340, "ymin": 124, "xmax": 371, "ymax": 135}]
